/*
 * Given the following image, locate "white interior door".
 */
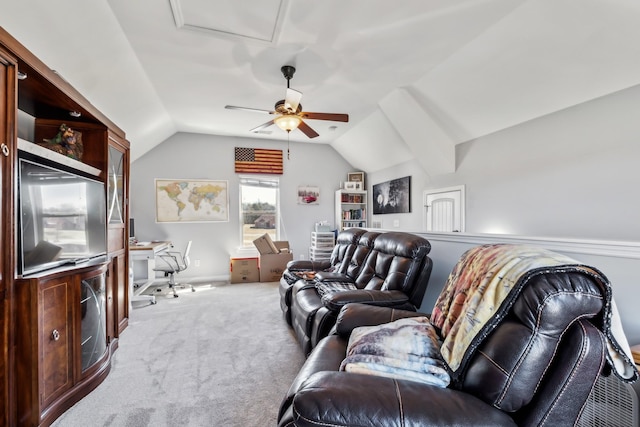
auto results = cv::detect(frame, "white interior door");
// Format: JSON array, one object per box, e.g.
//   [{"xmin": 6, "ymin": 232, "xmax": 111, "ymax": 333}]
[{"xmin": 423, "ymin": 186, "xmax": 465, "ymax": 232}]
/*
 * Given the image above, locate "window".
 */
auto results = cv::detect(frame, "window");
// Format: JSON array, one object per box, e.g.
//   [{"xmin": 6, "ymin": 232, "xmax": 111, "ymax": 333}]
[{"xmin": 239, "ymin": 177, "xmax": 279, "ymax": 248}]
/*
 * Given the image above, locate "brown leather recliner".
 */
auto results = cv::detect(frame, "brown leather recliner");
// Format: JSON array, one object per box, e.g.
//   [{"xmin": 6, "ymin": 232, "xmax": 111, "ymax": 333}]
[
  {"xmin": 278, "ymin": 245, "xmax": 638, "ymax": 427},
  {"xmin": 289, "ymin": 231, "xmax": 432, "ymax": 355},
  {"xmin": 279, "ymin": 228, "xmax": 367, "ymax": 325}
]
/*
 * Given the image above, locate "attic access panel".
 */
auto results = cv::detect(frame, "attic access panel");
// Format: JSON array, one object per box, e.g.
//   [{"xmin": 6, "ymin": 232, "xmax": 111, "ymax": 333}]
[{"xmin": 170, "ymin": 0, "xmax": 287, "ymax": 44}]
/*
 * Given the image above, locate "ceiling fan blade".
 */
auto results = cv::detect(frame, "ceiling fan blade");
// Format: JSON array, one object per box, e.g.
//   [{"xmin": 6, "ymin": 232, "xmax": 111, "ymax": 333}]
[
  {"xmin": 284, "ymin": 89, "xmax": 302, "ymax": 113},
  {"xmin": 225, "ymin": 105, "xmax": 275, "ymax": 114},
  {"xmin": 300, "ymin": 112, "xmax": 349, "ymax": 122},
  {"xmin": 250, "ymin": 120, "xmax": 275, "ymax": 132},
  {"xmin": 298, "ymin": 120, "xmax": 319, "ymax": 138}
]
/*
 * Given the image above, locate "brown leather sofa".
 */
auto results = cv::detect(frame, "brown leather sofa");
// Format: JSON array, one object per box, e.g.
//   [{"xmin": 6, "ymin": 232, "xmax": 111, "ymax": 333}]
[
  {"xmin": 277, "ymin": 244, "xmax": 638, "ymax": 427},
  {"xmin": 287, "ymin": 230, "xmax": 433, "ymax": 355}
]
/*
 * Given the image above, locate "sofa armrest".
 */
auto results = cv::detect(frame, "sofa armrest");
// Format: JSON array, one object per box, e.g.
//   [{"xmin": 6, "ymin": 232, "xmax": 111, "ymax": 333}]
[
  {"xmin": 322, "ymin": 289, "xmax": 411, "ymax": 311},
  {"xmin": 334, "ymin": 303, "xmax": 427, "ymax": 338},
  {"xmin": 291, "ymin": 372, "xmax": 517, "ymax": 427},
  {"xmin": 286, "ymin": 259, "xmax": 331, "ymax": 271},
  {"xmin": 314, "ymin": 271, "xmax": 353, "ymax": 282}
]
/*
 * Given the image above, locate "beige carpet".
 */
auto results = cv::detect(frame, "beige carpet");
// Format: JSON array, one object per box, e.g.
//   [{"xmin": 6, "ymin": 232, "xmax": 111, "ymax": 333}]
[{"xmin": 51, "ymin": 281, "xmax": 305, "ymax": 427}]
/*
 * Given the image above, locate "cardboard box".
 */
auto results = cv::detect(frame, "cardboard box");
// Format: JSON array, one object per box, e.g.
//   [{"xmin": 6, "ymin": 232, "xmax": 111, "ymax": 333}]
[
  {"xmin": 259, "ymin": 252, "xmax": 293, "ymax": 282},
  {"xmin": 253, "ymin": 233, "xmax": 280, "ymax": 254},
  {"xmin": 230, "ymin": 257, "xmax": 259, "ymax": 283},
  {"xmin": 252, "ymin": 234, "xmax": 293, "ymax": 282}
]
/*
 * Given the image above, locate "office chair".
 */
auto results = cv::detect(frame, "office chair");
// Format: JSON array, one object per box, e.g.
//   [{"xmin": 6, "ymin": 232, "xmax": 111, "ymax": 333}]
[{"xmin": 153, "ymin": 241, "xmax": 193, "ymax": 297}]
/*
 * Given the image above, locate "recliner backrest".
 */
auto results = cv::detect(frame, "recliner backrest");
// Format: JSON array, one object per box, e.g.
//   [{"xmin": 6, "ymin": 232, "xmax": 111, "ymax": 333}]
[
  {"xmin": 329, "ymin": 228, "xmax": 367, "ymax": 274},
  {"xmin": 353, "ymin": 232, "xmax": 431, "ymax": 295},
  {"xmin": 343, "ymin": 231, "xmax": 381, "ymax": 282},
  {"xmin": 457, "ymin": 271, "xmax": 604, "ymax": 414}
]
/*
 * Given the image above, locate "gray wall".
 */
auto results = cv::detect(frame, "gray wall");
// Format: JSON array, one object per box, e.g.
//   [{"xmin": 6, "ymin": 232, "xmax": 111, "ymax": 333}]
[
  {"xmin": 130, "ymin": 85, "xmax": 640, "ymax": 345},
  {"xmin": 405, "ymin": 233, "xmax": 640, "ymax": 345},
  {"xmin": 130, "ymin": 132, "xmax": 353, "ymax": 280},
  {"xmin": 368, "ymin": 84, "xmax": 640, "ymax": 241},
  {"xmin": 365, "ymin": 84, "xmax": 640, "ymax": 345}
]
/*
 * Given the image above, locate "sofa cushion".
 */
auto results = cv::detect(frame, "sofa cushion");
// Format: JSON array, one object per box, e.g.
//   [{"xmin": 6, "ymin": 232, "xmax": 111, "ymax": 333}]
[{"xmin": 290, "ymin": 372, "xmax": 517, "ymax": 427}]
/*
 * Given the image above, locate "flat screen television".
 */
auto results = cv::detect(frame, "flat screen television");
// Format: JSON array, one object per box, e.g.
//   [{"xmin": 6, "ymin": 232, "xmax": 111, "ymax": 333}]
[{"xmin": 18, "ymin": 151, "xmax": 107, "ymax": 275}]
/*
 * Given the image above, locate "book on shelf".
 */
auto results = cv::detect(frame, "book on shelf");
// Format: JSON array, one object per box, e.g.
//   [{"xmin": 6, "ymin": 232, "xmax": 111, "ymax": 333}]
[
  {"xmin": 341, "ymin": 194, "xmax": 364, "ymax": 203},
  {"xmin": 343, "ymin": 220, "xmax": 367, "ymax": 228},
  {"xmin": 342, "ymin": 209, "xmax": 365, "ymax": 220}
]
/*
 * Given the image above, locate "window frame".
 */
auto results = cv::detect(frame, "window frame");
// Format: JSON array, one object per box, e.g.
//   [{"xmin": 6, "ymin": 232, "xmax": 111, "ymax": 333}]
[{"xmin": 238, "ymin": 175, "xmax": 280, "ymax": 250}]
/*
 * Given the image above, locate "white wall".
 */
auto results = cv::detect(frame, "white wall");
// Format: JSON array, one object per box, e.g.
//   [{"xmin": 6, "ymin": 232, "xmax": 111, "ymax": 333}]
[{"xmin": 129, "ymin": 132, "xmax": 354, "ymax": 280}]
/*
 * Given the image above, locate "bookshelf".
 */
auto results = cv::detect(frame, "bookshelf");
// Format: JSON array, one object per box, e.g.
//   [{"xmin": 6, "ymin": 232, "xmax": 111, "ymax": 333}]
[{"xmin": 335, "ymin": 189, "xmax": 367, "ymax": 230}]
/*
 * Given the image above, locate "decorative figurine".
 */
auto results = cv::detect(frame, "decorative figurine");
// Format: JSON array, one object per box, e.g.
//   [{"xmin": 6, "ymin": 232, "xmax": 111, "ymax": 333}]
[{"xmin": 39, "ymin": 123, "xmax": 83, "ymax": 160}]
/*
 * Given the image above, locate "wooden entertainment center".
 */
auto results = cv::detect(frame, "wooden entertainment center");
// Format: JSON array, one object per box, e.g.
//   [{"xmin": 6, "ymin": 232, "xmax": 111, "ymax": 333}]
[{"xmin": 0, "ymin": 27, "xmax": 130, "ymax": 426}]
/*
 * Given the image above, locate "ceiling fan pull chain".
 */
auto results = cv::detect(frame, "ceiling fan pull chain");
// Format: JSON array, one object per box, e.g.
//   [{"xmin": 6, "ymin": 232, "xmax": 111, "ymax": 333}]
[{"xmin": 287, "ymin": 132, "xmax": 290, "ymax": 160}]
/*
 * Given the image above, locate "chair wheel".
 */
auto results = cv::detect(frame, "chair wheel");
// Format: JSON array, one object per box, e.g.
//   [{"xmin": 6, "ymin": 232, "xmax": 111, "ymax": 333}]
[
  {"xmin": 173, "ymin": 294, "xmax": 179, "ymax": 298},
  {"xmin": 191, "ymin": 288, "xmax": 196, "ymax": 292}
]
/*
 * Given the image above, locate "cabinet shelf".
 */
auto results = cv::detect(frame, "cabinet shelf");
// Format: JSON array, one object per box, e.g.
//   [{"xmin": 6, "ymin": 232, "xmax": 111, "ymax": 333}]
[{"xmin": 18, "ymin": 137, "xmax": 101, "ymax": 176}]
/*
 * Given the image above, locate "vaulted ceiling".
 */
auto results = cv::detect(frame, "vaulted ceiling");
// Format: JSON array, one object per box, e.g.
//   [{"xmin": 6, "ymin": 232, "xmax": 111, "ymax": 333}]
[{"xmin": 2, "ymin": 0, "xmax": 639, "ymax": 174}]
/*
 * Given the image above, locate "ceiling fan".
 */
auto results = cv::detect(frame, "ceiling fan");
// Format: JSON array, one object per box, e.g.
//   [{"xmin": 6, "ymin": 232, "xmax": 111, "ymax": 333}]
[{"xmin": 225, "ymin": 65, "xmax": 349, "ymax": 138}]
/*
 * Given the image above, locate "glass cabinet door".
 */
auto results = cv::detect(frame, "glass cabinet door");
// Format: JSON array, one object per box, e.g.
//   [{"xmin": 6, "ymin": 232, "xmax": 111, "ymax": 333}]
[
  {"xmin": 107, "ymin": 145, "xmax": 124, "ymax": 224},
  {"xmin": 80, "ymin": 272, "xmax": 107, "ymax": 371}
]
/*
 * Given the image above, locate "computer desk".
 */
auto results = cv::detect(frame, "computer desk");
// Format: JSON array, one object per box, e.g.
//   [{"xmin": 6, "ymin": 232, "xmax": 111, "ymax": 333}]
[{"xmin": 129, "ymin": 241, "xmax": 172, "ymax": 305}]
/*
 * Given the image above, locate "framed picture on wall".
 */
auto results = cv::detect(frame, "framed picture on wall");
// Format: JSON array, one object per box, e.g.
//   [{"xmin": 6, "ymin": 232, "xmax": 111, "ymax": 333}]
[
  {"xmin": 347, "ymin": 172, "xmax": 365, "ymax": 185},
  {"xmin": 298, "ymin": 185, "xmax": 319, "ymax": 204},
  {"xmin": 372, "ymin": 176, "xmax": 411, "ymax": 214}
]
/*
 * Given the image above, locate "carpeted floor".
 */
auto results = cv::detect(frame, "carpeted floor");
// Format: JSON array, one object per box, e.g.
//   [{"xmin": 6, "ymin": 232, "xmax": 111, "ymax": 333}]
[{"xmin": 51, "ymin": 281, "xmax": 305, "ymax": 427}]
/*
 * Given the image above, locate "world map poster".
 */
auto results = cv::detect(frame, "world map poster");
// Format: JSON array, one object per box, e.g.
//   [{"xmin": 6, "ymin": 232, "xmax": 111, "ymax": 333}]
[{"xmin": 155, "ymin": 179, "xmax": 228, "ymax": 222}]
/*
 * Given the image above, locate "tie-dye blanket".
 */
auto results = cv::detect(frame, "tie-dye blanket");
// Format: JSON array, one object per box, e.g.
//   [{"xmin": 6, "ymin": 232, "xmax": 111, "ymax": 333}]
[
  {"xmin": 340, "ymin": 317, "xmax": 450, "ymax": 388},
  {"xmin": 431, "ymin": 244, "xmax": 637, "ymax": 383}
]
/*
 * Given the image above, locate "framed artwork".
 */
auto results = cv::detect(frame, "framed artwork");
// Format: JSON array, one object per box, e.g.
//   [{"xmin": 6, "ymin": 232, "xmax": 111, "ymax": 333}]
[
  {"xmin": 354, "ymin": 182, "xmax": 363, "ymax": 190},
  {"xmin": 347, "ymin": 172, "xmax": 365, "ymax": 184},
  {"xmin": 155, "ymin": 179, "xmax": 229, "ymax": 222},
  {"xmin": 298, "ymin": 185, "xmax": 319, "ymax": 204},
  {"xmin": 344, "ymin": 182, "xmax": 358, "ymax": 190},
  {"xmin": 372, "ymin": 176, "xmax": 411, "ymax": 215}
]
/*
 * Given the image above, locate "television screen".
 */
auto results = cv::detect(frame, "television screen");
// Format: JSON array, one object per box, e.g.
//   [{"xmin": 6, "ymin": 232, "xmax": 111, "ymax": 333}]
[{"xmin": 18, "ymin": 153, "xmax": 107, "ymax": 275}]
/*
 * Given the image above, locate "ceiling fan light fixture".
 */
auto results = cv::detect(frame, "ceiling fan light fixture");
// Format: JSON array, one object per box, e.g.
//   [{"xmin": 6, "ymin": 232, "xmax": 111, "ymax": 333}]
[{"xmin": 274, "ymin": 114, "xmax": 301, "ymax": 132}]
